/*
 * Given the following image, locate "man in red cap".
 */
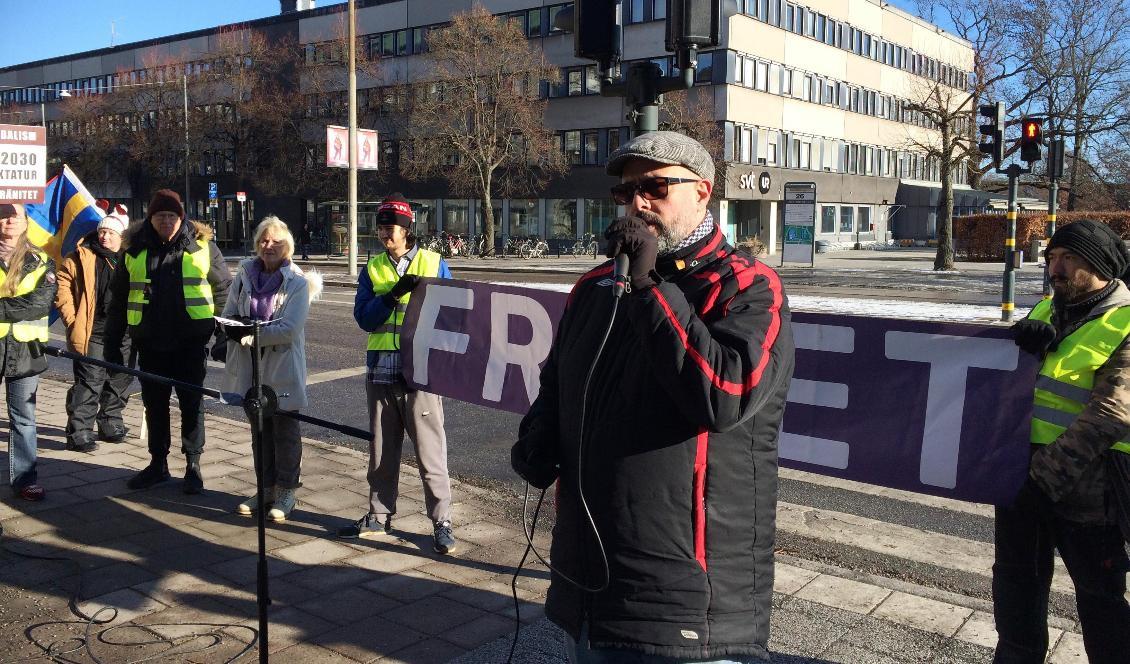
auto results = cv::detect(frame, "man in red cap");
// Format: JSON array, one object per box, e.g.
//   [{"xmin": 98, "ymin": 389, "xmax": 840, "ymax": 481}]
[
  {"xmin": 340, "ymin": 193, "xmax": 459, "ymax": 555},
  {"xmin": 104, "ymin": 189, "xmax": 231, "ymax": 494}
]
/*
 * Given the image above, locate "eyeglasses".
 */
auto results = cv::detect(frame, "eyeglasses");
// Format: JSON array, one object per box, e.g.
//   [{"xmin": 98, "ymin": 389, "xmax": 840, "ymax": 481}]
[{"xmin": 610, "ymin": 177, "xmax": 700, "ymax": 205}]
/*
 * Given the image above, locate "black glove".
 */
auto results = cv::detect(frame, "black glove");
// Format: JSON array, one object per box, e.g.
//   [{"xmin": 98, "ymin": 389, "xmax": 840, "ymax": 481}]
[
  {"xmin": 1011, "ymin": 319, "xmax": 1057, "ymax": 357},
  {"xmin": 382, "ymin": 274, "xmax": 421, "ymax": 306},
  {"xmin": 1007, "ymin": 476, "xmax": 1053, "ymax": 512},
  {"xmin": 222, "ymin": 316, "xmax": 255, "ymax": 343},
  {"xmin": 103, "ymin": 345, "xmax": 125, "ymax": 367},
  {"xmin": 510, "ymin": 435, "xmax": 559, "ymax": 490},
  {"xmin": 604, "ymin": 216, "xmax": 659, "ymax": 291},
  {"xmin": 210, "ymin": 339, "xmax": 227, "ymax": 363}
]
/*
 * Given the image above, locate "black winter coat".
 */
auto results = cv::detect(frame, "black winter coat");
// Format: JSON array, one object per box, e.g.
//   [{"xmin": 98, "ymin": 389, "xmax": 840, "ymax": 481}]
[
  {"xmin": 105, "ymin": 220, "xmax": 231, "ymax": 354},
  {"xmin": 517, "ymin": 226, "xmax": 795, "ymax": 659},
  {"xmin": 0, "ymin": 251, "xmax": 56, "ymax": 379}
]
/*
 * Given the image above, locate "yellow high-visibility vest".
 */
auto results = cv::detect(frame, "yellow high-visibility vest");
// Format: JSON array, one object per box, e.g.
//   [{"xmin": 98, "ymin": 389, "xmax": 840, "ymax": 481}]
[
  {"xmin": 1027, "ymin": 297, "xmax": 1130, "ymax": 453},
  {"xmin": 366, "ymin": 248, "xmax": 442, "ymax": 351},
  {"xmin": 124, "ymin": 244, "xmax": 214, "ymax": 325},
  {"xmin": 0, "ymin": 251, "xmax": 50, "ymax": 342}
]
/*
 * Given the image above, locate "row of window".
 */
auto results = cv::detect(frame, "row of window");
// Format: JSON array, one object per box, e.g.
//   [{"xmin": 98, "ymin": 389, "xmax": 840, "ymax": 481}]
[
  {"xmin": 0, "ymin": 55, "xmax": 255, "ymax": 107},
  {"xmin": 304, "ymin": 3, "xmax": 574, "ymax": 65},
  {"xmin": 741, "ymin": 0, "xmax": 970, "ymax": 91},
  {"xmin": 727, "ymin": 121, "xmax": 963, "ymax": 183},
  {"xmin": 732, "ymin": 52, "xmax": 969, "ymax": 134},
  {"xmin": 553, "ymin": 51, "xmax": 715, "ymax": 98},
  {"xmin": 559, "ymin": 127, "xmax": 626, "ymax": 166}
]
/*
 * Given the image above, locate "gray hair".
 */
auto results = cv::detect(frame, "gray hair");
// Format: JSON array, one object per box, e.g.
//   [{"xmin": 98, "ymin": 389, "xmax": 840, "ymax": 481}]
[{"xmin": 253, "ymin": 216, "xmax": 295, "ymax": 261}]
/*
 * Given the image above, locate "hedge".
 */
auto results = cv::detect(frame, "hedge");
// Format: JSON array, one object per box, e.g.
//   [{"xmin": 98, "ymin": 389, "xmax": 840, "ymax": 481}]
[{"xmin": 954, "ymin": 211, "xmax": 1130, "ymax": 261}]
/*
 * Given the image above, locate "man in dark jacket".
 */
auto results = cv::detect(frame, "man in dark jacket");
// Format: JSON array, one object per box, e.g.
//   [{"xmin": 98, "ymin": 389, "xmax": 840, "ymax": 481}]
[
  {"xmin": 997, "ymin": 221, "xmax": 1130, "ymax": 664},
  {"xmin": 104, "ymin": 189, "xmax": 230, "ymax": 494},
  {"xmin": 512, "ymin": 132, "xmax": 795, "ymax": 661}
]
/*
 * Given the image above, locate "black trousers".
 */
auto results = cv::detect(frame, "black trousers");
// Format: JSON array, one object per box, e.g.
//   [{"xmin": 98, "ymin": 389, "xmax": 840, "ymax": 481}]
[
  {"xmin": 66, "ymin": 338, "xmax": 133, "ymax": 444},
  {"xmin": 137, "ymin": 346, "xmax": 207, "ymax": 459},
  {"xmin": 992, "ymin": 501, "xmax": 1130, "ymax": 663}
]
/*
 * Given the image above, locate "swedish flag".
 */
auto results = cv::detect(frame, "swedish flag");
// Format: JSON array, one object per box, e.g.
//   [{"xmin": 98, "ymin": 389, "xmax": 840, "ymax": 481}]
[{"xmin": 23, "ymin": 164, "xmax": 104, "ymax": 265}]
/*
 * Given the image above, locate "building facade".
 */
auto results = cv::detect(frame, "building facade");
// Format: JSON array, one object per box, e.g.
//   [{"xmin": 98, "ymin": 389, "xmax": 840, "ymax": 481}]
[{"xmin": 0, "ymin": 0, "xmax": 980, "ymax": 252}]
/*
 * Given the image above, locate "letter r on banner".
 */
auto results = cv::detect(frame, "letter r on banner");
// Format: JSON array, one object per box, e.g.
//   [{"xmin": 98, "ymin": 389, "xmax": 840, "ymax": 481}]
[
  {"xmin": 412, "ymin": 285, "xmax": 474, "ymax": 386},
  {"xmin": 885, "ymin": 333, "xmax": 1019, "ymax": 489},
  {"xmin": 483, "ymin": 293, "xmax": 553, "ymax": 406}
]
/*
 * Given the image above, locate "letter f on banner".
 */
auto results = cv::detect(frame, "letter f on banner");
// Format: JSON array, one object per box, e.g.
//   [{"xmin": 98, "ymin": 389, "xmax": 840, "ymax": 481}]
[
  {"xmin": 412, "ymin": 285, "xmax": 474, "ymax": 386},
  {"xmin": 885, "ymin": 333, "xmax": 1019, "ymax": 489}
]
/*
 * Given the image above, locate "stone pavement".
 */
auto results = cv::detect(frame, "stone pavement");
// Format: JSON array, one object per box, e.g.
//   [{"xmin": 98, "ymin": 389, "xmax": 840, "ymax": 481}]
[{"xmin": 0, "ymin": 377, "xmax": 1088, "ymax": 663}]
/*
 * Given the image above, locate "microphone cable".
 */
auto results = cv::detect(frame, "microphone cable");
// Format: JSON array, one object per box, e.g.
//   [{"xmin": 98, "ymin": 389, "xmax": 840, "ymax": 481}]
[{"xmin": 508, "ymin": 274, "xmax": 627, "ymax": 663}]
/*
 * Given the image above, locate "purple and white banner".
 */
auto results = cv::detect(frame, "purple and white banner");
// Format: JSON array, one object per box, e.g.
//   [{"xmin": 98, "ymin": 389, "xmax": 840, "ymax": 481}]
[{"xmin": 403, "ymin": 278, "xmax": 1036, "ymax": 504}]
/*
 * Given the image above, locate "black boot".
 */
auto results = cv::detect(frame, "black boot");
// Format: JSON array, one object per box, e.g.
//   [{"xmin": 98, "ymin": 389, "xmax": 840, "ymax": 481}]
[
  {"xmin": 127, "ymin": 458, "xmax": 170, "ymax": 490},
  {"xmin": 183, "ymin": 455, "xmax": 204, "ymax": 495}
]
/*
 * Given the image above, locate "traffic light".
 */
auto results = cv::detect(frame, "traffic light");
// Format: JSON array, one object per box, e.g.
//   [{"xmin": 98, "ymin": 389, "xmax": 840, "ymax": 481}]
[
  {"xmin": 1019, "ymin": 118, "xmax": 1043, "ymax": 163},
  {"xmin": 1047, "ymin": 137, "xmax": 1065, "ymax": 180},
  {"xmin": 666, "ymin": 0, "xmax": 723, "ymax": 53},
  {"xmin": 574, "ymin": 0, "xmax": 619, "ymax": 70},
  {"xmin": 978, "ymin": 101, "xmax": 1005, "ymax": 168}
]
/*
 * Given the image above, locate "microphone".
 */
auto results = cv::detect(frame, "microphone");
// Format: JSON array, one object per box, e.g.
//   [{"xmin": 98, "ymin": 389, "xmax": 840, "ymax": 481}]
[{"xmin": 612, "ymin": 253, "xmax": 630, "ymax": 298}]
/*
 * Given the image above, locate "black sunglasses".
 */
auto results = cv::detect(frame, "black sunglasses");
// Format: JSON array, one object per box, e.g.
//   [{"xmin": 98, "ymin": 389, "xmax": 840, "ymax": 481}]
[{"xmin": 610, "ymin": 176, "xmax": 700, "ymax": 205}]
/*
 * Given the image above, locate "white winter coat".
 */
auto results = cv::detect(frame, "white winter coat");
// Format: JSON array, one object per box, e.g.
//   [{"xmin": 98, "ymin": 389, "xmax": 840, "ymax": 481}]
[{"xmin": 221, "ymin": 260, "xmax": 322, "ymax": 411}]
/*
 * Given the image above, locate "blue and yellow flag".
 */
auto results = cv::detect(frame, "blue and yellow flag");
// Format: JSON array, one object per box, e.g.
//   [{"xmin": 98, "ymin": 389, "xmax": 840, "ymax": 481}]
[{"xmin": 24, "ymin": 164, "xmax": 104, "ymax": 265}]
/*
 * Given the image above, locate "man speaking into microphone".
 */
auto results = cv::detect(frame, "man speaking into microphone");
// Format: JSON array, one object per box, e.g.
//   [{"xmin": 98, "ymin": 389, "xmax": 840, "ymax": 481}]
[{"xmin": 512, "ymin": 131, "xmax": 795, "ymax": 662}]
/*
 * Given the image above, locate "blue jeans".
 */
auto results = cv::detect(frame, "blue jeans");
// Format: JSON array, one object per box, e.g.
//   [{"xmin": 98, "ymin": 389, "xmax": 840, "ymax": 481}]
[
  {"xmin": 569, "ymin": 624, "xmax": 765, "ymax": 664},
  {"xmin": 992, "ymin": 502, "xmax": 1130, "ymax": 663},
  {"xmin": 5, "ymin": 374, "xmax": 39, "ymax": 489}
]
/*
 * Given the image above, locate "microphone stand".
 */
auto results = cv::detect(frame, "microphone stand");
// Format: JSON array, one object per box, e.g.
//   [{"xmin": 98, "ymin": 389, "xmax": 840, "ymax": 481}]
[{"xmin": 241, "ymin": 321, "xmax": 277, "ymax": 663}]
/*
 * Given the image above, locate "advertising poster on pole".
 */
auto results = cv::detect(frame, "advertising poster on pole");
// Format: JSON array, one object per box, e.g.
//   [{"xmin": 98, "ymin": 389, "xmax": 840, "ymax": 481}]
[
  {"xmin": 325, "ymin": 125, "xmax": 380, "ymax": 170},
  {"xmin": 781, "ymin": 182, "xmax": 816, "ymax": 266}
]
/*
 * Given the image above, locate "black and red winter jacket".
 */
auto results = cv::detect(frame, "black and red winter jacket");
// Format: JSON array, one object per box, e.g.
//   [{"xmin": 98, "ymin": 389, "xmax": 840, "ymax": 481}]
[{"xmin": 517, "ymin": 225, "xmax": 795, "ymax": 659}]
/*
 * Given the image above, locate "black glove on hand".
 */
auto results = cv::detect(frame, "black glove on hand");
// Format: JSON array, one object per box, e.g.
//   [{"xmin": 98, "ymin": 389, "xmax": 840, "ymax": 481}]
[
  {"xmin": 1011, "ymin": 319, "xmax": 1057, "ymax": 357},
  {"xmin": 209, "ymin": 338, "xmax": 227, "ymax": 363},
  {"xmin": 510, "ymin": 435, "xmax": 559, "ymax": 490},
  {"xmin": 604, "ymin": 216, "xmax": 659, "ymax": 291},
  {"xmin": 222, "ymin": 316, "xmax": 255, "ymax": 344},
  {"xmin": 382, "ymin": 274, "xmax": 421, "ymax": 305}
]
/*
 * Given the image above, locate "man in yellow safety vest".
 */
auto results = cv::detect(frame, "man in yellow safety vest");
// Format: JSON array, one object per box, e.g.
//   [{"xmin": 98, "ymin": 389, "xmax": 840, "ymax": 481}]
[
  {"xmin": 339, "ymin": 192, "xmax": 458, "ymax": 555},
  {"xmin": 995, "ymin": 220, "xmax": 1130, "ymax": 663},
  {"xmin": 104, "ymin": 189, "xmax": 231, "ymax": 495}
]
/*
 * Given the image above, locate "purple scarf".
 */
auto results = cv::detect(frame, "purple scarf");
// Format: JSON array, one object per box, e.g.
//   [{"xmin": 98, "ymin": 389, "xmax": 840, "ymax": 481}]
[{"xmin": 245, "ymin": 259, "xmax": 287, "ymax": 321}]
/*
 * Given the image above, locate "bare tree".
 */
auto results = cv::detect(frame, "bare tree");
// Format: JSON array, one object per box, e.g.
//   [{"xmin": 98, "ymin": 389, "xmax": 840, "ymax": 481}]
[
  {"xmin": 395, "ymin": 5, "xmax": 567, "ymax": 254},
  {"xmin": 1022, "ymin": 0, "xmax": 1130, "ymax": 210},
  {"xmin": 908, "ymin": 0, "xmax": 1033, "ymax": 270}
]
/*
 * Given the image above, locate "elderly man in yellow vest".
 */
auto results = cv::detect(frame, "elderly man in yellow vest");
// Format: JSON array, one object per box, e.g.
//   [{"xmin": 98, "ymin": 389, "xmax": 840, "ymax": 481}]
[
  {"xmin": 104, "ymin": 189, "xmax": 231, "ymax": 495},
  {"xmin": 995, "ymin": 220, "xmax": 1130, "ymax": 664},
  {"xmin": 340, "ymin": 193, "xmax": 458, "ymax": 555}
]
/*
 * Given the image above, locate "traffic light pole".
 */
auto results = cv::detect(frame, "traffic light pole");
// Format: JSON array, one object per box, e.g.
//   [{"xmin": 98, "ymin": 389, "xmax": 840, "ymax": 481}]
[
  {"xmin": 1001, "ymin": 164, "xmax": 1023, "ymax": 322},
  {"xmin": 603, "ymin": 54, "xmax": 697, "ymax": 135},
  {"xmin": 1043, "ymin": 178, "xmax": 1058, "ymax": 296}
]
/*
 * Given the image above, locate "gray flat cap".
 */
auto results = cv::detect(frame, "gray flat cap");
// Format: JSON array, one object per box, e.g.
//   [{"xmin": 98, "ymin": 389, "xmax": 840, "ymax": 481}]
[{"xmin": 605, "ymin": 130, "xmax": 715, "ymax": 182}]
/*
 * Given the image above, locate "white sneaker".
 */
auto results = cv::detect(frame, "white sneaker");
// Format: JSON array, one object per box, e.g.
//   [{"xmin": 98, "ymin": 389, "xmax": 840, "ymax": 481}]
[
  {"xmin": 267, "ymin": 488, "xmax": 296, "ymax": 522},
  {"xmin": 237, "ymin": 487, "xmax": 275, "ymax": 515}
]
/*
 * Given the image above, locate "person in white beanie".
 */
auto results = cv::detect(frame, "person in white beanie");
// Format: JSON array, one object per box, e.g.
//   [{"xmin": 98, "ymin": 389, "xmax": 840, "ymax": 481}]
[{"xmin": 55, "ymin": 203, "xmax": 134, "ymax": 452}]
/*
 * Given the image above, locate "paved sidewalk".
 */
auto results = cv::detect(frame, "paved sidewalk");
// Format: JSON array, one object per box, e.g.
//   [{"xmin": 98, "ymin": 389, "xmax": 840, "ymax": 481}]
[{"xmin": 1, "ymin": 378, "xmax": 1086, "ymax": 663}]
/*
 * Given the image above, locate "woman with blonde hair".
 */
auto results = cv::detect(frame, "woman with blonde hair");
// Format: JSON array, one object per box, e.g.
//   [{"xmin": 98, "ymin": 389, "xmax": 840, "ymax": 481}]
[
  {"xmin": 222, "ymin": 216, "xmax": 321, "ymax": 521},
  {"xmin": 0, "ymin": 204, "xmax": 57, "ymax": 501}
]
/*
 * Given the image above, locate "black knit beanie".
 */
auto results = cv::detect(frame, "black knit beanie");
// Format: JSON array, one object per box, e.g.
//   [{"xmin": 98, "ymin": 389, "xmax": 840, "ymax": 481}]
[
  {"xmin": 1046, "ymin": 220, "xmax": 1129, "ymax": 281},
  {"xmin": 376, "ymin": 193, "xmax": 413, "ymax": 229},
  {"xmin": 147, "ymin": 189, "xmax": 185, "ymax": 220}
]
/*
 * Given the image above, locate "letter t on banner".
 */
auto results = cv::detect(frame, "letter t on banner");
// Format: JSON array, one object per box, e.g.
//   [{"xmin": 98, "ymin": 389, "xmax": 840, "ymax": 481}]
[
  {"xmin": 483, "ymin": 293, "xmax": 553, "ymax": 405},
  {"xmin": 885, "ymin": 333, "xmax": 1019, "ymax": 489},
  {"xmin": 412, "ymin": 285, "xmax": 474, "ymax": 386}
]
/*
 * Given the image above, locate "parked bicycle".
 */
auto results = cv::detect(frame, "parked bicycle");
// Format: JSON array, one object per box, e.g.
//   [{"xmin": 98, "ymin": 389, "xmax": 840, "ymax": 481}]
[
  {"xmin": 518, "ymin": 236, "xmax": 550, "ymax": 259},
  {"xmin": 570, "ymin": 233, "xmax": 599, "ymax": 257}
]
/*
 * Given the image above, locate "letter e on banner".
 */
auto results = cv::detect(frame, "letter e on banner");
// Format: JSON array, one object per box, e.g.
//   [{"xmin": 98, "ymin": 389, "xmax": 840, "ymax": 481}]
[
  {"xmin": 411, "ymin": 285, "xmax": 474, "ymax": 386},
  {"xmin": 483, "ymin": 293, "xmax": 553, "ymax": 405}
]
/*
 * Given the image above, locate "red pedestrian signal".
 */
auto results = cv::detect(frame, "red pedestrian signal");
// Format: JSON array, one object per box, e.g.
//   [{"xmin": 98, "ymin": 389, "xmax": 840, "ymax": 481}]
[{"xmin": 1019, "ymin": 118, "xmax": 1043, "ymax": 163}]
